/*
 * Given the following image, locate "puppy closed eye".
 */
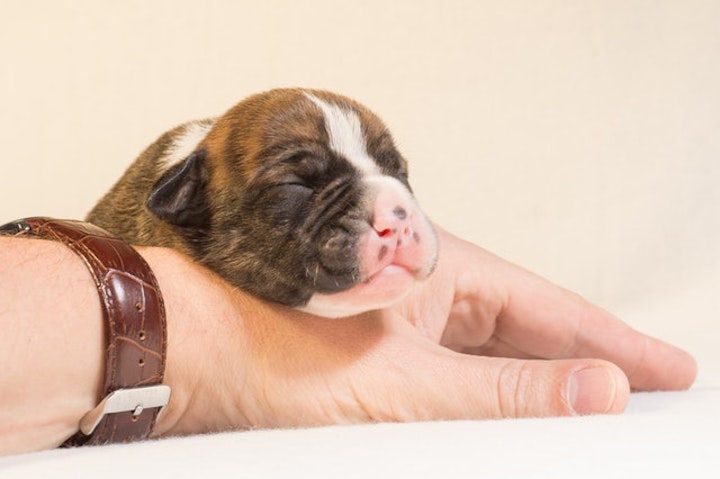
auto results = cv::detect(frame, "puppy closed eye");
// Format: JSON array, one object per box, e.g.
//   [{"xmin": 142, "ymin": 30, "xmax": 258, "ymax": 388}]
[
  {"xmin": 272, "ymin": 171, "xmax": 314, "ymax": 193},
  {"xmin": 276, "ymin": 182, "xmax": 313, "ymax": 198},
  {"xmin": 264, "ymin": 181, "xmax": 314, "ymax": 221}
]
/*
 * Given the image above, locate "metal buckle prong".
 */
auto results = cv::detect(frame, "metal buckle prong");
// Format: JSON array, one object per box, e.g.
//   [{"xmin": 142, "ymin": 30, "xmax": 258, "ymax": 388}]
[{"xmin": 79, "ymin": 385, "xmax": 171, "ymax": 436}]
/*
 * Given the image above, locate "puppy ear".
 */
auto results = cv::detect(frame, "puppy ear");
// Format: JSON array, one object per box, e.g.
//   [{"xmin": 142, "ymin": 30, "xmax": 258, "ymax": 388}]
[{"xmin": 147, "ymin": 150, "xmax": 210, "ymax": 228}]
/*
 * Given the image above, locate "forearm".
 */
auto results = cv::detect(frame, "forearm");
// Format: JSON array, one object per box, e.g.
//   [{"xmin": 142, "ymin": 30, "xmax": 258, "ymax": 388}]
[
  {"xmin": 0, "ymin": 236, "xmax": 251, "ymax": 454},
  {"xmin": 0, "ymin": 237, "xmax": 104, "ymax": 454}
]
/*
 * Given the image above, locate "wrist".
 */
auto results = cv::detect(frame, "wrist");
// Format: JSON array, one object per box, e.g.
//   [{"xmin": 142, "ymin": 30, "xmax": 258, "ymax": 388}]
[{"xmin": 137, "ymin": 247, "xmax": 254, "ymax": 437}]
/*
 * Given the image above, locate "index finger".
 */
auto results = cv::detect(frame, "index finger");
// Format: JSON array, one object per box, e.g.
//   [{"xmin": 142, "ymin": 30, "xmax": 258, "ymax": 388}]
[
  {"xmin": 496, "ymin": 265, "xmax": 696, "ymax": 390},
  {"xmin": 438, "ymin": 231, "xmax": 697, "ymax": 391}
]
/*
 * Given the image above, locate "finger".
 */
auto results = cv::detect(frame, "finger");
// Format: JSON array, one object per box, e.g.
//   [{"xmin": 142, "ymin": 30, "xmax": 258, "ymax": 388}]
[
  {"xmin": 358, "ymin": 343, "xmax": 631, "ymax": 421},
  {"xmin": 437, "ymin": 232, "xmax": 697, "ymax": 392},
  {"xmin": 485, "ymin": 357, "xmax": 630, "ymax": 417},
  {"xmin": 493, "ymin": 270, "xmax": 697, "ymax": 391},
  {"xmin": 558, "ymin": 308, "xmax": 698, "ymax": 391}
]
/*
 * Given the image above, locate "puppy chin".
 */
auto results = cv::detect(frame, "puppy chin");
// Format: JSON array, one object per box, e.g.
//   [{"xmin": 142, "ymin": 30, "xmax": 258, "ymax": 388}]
[{"xmin": 299, "ymin": 265, "xmax": 418, "ymax": 318}]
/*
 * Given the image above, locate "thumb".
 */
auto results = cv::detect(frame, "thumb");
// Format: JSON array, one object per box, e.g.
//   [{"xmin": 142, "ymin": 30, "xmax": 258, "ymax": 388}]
[
  {"xmin": 394, "ymin": 353, "xmax": 631, "ymax": 420},
  {"xmin": 487, "ymin": 357, "xmax": 630, "ymax": 417}
]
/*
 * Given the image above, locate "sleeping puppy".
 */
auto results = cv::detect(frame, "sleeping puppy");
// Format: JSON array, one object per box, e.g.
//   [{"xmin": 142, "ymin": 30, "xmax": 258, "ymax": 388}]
[{"xmin": 87, "ymin": 89, "xmax": 438, "ymax": 318}]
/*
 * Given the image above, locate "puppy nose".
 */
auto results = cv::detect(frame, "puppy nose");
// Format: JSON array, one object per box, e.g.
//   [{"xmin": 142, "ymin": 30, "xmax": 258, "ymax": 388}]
[
  {"xmin": 369, "ymin": 176, "xmax": 417, "ymax": 240},
  {"xmin": 373, "ymin": 205, "xmax": 412, "ymax": 239}
]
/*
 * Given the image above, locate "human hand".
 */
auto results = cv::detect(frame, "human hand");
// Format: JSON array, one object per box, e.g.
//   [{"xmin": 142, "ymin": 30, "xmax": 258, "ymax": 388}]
[{"xmin": 149, "ymin": 226, "xmax": 697, "ymax": 436}]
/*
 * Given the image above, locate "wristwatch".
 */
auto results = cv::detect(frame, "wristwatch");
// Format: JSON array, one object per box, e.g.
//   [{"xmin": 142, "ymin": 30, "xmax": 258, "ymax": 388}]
[{"xmin": 0, "ymin": 217, "xmax": 170, "ymax": 446}]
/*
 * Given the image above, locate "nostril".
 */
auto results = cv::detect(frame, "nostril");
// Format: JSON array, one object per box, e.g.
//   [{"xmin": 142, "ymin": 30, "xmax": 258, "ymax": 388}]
[
  {"xmin": 377, "ymin": 227, "xmax": 396, "ymax": 238},
  {"xmin": 373, "ymin": 205, "xmax": 410, "ymax": 238}
]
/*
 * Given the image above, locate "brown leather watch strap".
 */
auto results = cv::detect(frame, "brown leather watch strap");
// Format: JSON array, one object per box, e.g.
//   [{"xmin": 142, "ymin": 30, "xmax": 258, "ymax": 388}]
[{"xmin": 0, "ymin": 217, "xmax": 169, "ymax": 446}]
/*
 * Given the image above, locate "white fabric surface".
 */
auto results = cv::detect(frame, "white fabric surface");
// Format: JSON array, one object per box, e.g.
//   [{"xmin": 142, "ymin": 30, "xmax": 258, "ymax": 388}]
[
  {"xmin": 1, "ymin": 1, "xmax": 718, "ymax": 476},
  {"xmin": 2, "ymin": 389, "xmax": 719, "ymax": 478}
]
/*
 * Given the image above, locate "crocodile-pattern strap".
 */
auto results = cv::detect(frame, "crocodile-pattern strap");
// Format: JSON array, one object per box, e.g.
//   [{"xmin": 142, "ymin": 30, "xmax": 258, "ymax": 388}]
[{"xmin": 0, "ymin": 217, "xmax": 168, "ymax": 446}]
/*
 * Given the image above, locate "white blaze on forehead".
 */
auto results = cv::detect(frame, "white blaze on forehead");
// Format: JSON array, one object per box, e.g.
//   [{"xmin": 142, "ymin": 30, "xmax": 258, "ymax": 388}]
[
  {"xmin": 160, "ymin": 120, "xmax": 215, "ymax": 169},
  {"xmin": 303, "ymin": 92, "xmax": 379, "ymax": 175}
]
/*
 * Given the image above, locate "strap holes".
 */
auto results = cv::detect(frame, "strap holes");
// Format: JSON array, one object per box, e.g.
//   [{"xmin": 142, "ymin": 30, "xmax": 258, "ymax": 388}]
[
  {"xmin": 138, "ymin": 330, "xmax": 146, "ymax": 341},
  {"xmin": 135, "ymin": 301, "xmax": 144, "ymax": 312},
  {"xmin": 138, "ymin": 358, "xmax": 145, "ymax": 367}
]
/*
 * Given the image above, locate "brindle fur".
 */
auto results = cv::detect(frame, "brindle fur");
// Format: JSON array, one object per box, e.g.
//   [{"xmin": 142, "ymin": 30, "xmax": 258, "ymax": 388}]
[{"xmin": 87, "ymin": 89, "xmax": 410, "ymax": 307}]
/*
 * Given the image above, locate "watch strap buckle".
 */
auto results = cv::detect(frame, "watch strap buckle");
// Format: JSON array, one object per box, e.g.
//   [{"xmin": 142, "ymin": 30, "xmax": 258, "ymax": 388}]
[{"xmin": 79, "ymin": 385, "xmax": 171, "ymax": 436}]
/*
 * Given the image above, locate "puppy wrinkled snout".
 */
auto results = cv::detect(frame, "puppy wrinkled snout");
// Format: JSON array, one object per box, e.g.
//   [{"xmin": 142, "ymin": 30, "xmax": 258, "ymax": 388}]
[
  {"xmin": 310, "ymin": 228, "xmax": 360, "ymax": 292},
  {"xmin": 320, "ymin": 231, "xmax": 356, "ymax": 270}
]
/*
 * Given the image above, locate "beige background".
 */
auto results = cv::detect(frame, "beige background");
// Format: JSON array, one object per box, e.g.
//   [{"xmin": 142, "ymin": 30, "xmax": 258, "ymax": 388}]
[{"xmin": 1, "ymin": 1, "xmax": 718, "ymax": 376}]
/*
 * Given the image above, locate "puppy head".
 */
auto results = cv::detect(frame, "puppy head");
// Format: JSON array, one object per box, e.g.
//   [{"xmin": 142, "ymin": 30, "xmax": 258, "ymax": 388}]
[{"xmin": 148, "ymin": 89, "xmax": 438, "ymax": 317}]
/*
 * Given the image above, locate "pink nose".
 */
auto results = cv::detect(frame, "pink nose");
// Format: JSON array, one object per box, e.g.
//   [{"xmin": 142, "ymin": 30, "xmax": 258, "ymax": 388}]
[
  {"xmin": 373, "ymin": 205, "xmax": 412, "ymax": 239},
  {"xmin": 371, "ymin": 183, "xmax": 417, "ymax": 241},
  {"xmin": 361, "ymin": 179, "xmax": 437, "ymax": 281}
]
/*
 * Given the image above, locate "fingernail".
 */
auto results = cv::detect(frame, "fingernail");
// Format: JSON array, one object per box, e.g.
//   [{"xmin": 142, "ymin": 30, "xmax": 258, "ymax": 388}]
[{"xmin": 567, "ymin": 366, "xmax": 618, "ymax": 415}]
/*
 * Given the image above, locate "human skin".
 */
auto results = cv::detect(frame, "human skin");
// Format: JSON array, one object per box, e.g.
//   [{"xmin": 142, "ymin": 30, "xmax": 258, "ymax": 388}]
[{"xmin": 0, "ymin": 227, "xmax": 697, "ymax": 456}]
